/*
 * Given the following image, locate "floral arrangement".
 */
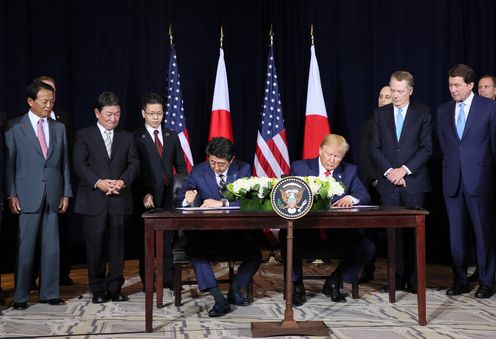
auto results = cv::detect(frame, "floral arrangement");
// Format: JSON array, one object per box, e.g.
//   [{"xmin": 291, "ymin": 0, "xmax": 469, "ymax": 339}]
[{"xmin": 222, "ymin": 176, "xmax": 345, "ymax": 211}]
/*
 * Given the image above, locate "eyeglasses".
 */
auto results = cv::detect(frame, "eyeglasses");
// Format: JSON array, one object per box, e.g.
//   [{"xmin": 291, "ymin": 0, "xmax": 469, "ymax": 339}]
[{"xmin": 144, "ymin": 111, "xmax": 164, "ymax": 117}]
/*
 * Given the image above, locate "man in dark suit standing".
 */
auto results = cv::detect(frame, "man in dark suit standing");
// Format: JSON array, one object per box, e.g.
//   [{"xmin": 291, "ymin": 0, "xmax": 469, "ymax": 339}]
[
  {"xmin": 5, "ymin": 81, "xmax": 72, "ymax": 309},
  {"xmin": 176, "ymin": 137, "xmax": 261, "ymax": 317},
  {"xmin": 283, "ymin": 134, "xmax": 374, "ymax": 306},
  {"xmin": 134, "ymin": 93, "xmax": 187, "ymax": 289},
  {"xmin": 370, "ymin": 70, "xmax": 432, "ymax": 293},
  {"xmin": 73, "ymin": 92, "xmax": 140, "ymax": 303},
  {"xmin": 438, "ymin": 64, "xmax": 496, "ymax": 299},
  {"xmin": 34, "ymin": 76, "xmax": 74, "ymax": 286}
]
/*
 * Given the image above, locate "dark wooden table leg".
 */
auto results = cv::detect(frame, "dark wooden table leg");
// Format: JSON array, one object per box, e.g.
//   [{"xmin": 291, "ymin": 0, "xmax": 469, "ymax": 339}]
[
  {"xmin": 416, "ymin": 215, "xmax": 427, "ymax": 325},
  {"xmin": 144, "ymin": 223, "xmax": 155, "ymax": 333},
  {"xmin": 387, "ymin": 228, "xmax": 396, "ymax": 303},
  {"xmin": 156, "ymin": 230, "xmax": 164, "ymax": 308}
]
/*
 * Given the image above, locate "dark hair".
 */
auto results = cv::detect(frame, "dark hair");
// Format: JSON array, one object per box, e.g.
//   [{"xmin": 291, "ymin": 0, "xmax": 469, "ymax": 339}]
[
  {"xmin": 141, "ymin": 93, "xmax": 164, "ymax": 110},
  {"xmin": 205, "ymin": 137, "xmax": 234, "ymax": 161},
  {"xmin": 34, "ymin": 75, "xmax": 56, "ymax": 86},
  {"xmin": 95, "ymin": 91, "xmax": 120, "ymax": 111},
  {"xmin": 26, "ymin": 80, "xmax": 54, "ymax": 100},
  {"xmin": 480, "ymin": 74, "xmax": 496, "ymax": 87},
  {"xmin": 448, "ymin": 64, "xmax": 475, "ymax": 85},
  {"xmin": 391, "ymin": 71, "xmax": 414, "ymax": 87}
]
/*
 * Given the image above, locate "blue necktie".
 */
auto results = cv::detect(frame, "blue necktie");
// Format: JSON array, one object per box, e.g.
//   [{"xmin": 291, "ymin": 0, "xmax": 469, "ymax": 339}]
[
  {"xmin": 395, "ymin": 107, "xmax": 404, "ymax": 141},
  {"xmin": 456, "ymin": 102, "xmax": 465, "ymax": 139}
]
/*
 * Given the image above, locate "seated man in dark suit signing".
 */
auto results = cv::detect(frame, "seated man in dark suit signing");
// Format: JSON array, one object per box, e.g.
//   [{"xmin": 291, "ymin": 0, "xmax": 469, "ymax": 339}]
[
  {"xmin": 176, "ymin": 137, "xmax": 261, "ymax": 317},
  {"xmin": 281, "ymin": 134, "xmax": 375, "ymax": 306}
]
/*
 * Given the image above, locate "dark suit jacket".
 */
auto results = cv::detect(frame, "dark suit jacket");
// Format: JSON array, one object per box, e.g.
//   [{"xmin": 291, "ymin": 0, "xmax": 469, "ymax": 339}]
[
  {"xmin": 4, "ymin": 114, "xmax": 72, "ymax": 212},
  {"xmin": 437, "ymin": 94, "xmax": 496, "ymax": 196},
  {"xmin": 134, "ymin": 126, "xmax": 187, "ymax": 209},
  {"xmin": 290, "ymin": 157, "xmax": 371, "ymax": 204},
  {"xmin": 176, "ymin": 159, "xmax": 251, "ymax": 206},
  {"xmin": 370, "ymin": 102, "xmax": 433, "ymax": 195},
  {"xmin": 73, "ymin": 125, "xmax": 140, "ymax": 216}
]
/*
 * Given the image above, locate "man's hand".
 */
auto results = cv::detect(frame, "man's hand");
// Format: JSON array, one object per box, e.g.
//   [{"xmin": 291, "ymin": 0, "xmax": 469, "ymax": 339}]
[
  {"xmin": 332, "ymin": 195, "xmax": 354, "ymax": 208},
  {"xmin": 185, "ymin": 190, "xmax": 198, "ymax": 205},
  {"xmin": 201, "ymin": 199, "xmax": 222, "ymax": 208},
  {"xmin": 8, "ymin": 197, "xmax": 21, "ymax": 214},
  {"xmin": 143, "ymin": 194, "xmax": 155, "ymax": 209},
  {"xmin": 107, "ymin": 179, "xmax": 125, "ymax": 195},
  {"xmin": 59, "ymin": 197, "xmax": 69, "ymax": 213},
  {"xmin": 386, "ymin": 167, "xmax": 407, "ymax": 185},
  {"xmin": 396, "ymin": 178, "xmax": 407, "ymax": 187}
]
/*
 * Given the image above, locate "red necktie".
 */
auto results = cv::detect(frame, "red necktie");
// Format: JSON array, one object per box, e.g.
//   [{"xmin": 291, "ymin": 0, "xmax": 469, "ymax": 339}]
[
  {"xmin": 153, "ymin": 130, "xmax": 163, "ymax": 157},
  {"xmin": 325, "ymin": 170, "xmax": 331, "ymax": 177},
  {"xmin": 154, "ymin": 130, "xmax": 168, "ymax": 184}
]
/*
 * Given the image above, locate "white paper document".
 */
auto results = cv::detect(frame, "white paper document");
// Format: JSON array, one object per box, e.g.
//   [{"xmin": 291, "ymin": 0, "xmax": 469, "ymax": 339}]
[{"xmin": 176, "ymin": 206, "xmax": 241, "ymax": 211}]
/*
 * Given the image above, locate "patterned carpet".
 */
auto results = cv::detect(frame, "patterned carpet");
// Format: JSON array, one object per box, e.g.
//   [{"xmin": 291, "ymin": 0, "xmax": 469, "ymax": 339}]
[{"xmin": 1, "ymin": 258, "xmax": 495, "ymax": 338}]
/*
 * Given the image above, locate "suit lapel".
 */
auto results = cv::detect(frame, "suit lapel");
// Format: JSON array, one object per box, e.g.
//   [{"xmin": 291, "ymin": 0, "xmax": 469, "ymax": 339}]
[
  {"xmin": 92, "ymin": 125, "xmax": 110, "ymax": 160},
  {"xmin": 110, "ymin": 128, "xmax": 122, "ymax": 160},
  {"xmin": 447, "ymin": 101, "xmax": 458, "ymax": 139},
  {"xmin": 386, "ymin": 105, "xmax": 397, "ymax": 143},
  {"xmin": 46, "ymin": 118, "xmax": 56, "ymax": 160},
  {"xmin": 463, "ymin": 95, "xmax": 478, "ymax": 138},
  {"xmin": 20, "ymin": 114, "xmax": 44, "ymax": 159},
  {"xmin": 332, "ymin": 165, "xmax": 344, "ymax": 182},
  {"xmin": 205, "ymin": 165, "xmax": 220, "ymax": 196}
]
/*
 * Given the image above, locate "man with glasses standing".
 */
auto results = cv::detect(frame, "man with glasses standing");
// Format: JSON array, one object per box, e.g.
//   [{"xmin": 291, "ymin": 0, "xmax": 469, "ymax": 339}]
[
  {"xmin": 176, "ymin": 137, "xmax": 261, "ymax": 317},
  {"xmin": 134, "ymin": 93, "xmax": 187, "ymax": 290},
  {"xmin": 73, "ymin": 92, "xmax": 139, "ymax": 304},
  {"xmin": 370, "ymin": 71, "xmax": 433, "ymax": 294}
]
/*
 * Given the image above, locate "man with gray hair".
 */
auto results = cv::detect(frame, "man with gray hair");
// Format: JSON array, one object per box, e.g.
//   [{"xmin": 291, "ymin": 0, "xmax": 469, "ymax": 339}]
[{"xmin": 370, "ymin": 71, "xmax": 433, "ymax": 294}]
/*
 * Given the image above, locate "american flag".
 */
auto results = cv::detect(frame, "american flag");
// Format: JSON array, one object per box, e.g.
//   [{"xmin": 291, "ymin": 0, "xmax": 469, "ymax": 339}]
[
  {"xmin": 164, "ymin": 45, "xmax": 194, "ymax": 173},
  {"xmin": 253, "ymin": 46, "xmax": 290, "ymax": 178}
]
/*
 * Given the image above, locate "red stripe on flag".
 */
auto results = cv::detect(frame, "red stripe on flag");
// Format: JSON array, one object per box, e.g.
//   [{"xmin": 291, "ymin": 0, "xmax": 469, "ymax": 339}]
[
  {"xmin": 208, "ymin": 109, "xmax": 233, "ymax": 142},
  {"xmin": 302, "ymin": 115, "xmax": 330, "ymax": 159}
]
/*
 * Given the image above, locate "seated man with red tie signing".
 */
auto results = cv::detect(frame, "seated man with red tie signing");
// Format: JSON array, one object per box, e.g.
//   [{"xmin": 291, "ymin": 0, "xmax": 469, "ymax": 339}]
[{"xmin": 279, "ymin": 134, "xmax": 375, "ymax": 306}]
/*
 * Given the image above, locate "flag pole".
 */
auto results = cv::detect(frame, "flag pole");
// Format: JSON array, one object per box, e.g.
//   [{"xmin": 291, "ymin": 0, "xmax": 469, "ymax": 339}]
[
  {"xmin": 220, "ymin": 26, "xmax": 224, "ymax": 48},
  {"xmin": 310, "ymin": 24, "xmax": 314, "ymax": 46},
  {"xmin": 269, "ymin": 25, "xmax": 274, "ymax": 47},
  {"xmin": 169, "ymin": 24, "xmax": 173, "ymax": 46}
]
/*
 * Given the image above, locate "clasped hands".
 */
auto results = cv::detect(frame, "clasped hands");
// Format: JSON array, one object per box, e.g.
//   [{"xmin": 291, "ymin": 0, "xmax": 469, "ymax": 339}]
[
  {"xmin": 97, "ymin": 179, "xmax": 125, "ymax": 195},
  {"xmin": 386, "ymin": 167, "xmax": 407, "ymax": 187}
]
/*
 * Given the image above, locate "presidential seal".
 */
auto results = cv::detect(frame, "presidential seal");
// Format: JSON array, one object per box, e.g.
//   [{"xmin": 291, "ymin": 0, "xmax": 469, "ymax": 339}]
[{"xmin": 271, "ymin": 176, "xmax": 313, "ymax": 219}]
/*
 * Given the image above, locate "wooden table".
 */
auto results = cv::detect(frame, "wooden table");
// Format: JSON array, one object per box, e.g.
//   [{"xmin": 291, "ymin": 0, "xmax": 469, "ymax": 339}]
[{"xmin": 143, "ymin": 206, "xmax": 428, "ymax": 333}]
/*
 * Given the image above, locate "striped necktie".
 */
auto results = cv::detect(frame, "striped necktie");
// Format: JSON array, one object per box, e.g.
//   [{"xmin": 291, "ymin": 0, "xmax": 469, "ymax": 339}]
[
  {"xmin": 104, "ymin": 130, "xmax": 112, "ymax": 158},
  {"xmin": 218, "ymin": 174, "xmax": 226, "ymax": 193}
]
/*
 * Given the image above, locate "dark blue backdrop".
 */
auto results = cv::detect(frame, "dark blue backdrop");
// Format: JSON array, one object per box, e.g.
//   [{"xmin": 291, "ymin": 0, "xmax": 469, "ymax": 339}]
[{"xmin": 1, "ymin": 0, "xmax": 495, "ymax": 267}]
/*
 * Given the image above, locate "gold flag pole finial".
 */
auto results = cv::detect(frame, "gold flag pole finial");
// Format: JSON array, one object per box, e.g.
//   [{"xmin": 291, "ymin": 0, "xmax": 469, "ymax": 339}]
[
  {"xmin": 269, "ymin": 25, "xmax": 274, "ymax": 47},
  {"xmin": 310, "ymin": 24, "xmax": 314, "ymax": 46},
  {"xmin": 169, "ymin": 24, "xmax": 173, "ymax": 46},
  {"xmin": 220, "ymin": 26, "xmax": 224, "ymax": 48}
]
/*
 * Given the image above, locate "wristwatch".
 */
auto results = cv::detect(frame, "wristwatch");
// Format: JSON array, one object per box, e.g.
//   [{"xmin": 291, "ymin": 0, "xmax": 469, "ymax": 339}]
[{"xmin": 220, "ymin": 198, "xmax": 229, "ymax": 207}]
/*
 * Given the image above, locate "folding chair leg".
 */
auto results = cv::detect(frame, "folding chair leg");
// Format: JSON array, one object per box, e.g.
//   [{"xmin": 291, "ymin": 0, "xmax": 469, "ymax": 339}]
[{"xmin": 351, "ymin": 280, "xmax": 359, "ymax": 299}]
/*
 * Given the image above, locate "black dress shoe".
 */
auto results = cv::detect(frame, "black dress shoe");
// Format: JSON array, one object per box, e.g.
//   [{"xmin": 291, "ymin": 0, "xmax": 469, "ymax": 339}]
[
  {"xmin": 446, "ymin": 283, "xmax": 471, "ymax": 296},
  {"xmin": 208, "ymin": 301, "xmax": 231, "ymax": 317},
  {"xmin": 39, "ymin": 298, "xmax": 66, "ymax": 305},
  {"xmin": 13, "ymin": 302, "xmax": 28, "ymax": 310},
  {"xmin": 322, "ymin": 280, "xmax": 347, "ymax": 302},
  {"xmin": 292, "ymin": 283, "xmax": 307, "ymax": 306},
  {"xmin": 467, "ymin": 270, "xmax": 479, "ymax": 283},
  {"xmin": 59, "ymin": 276, "xmax": 74, "ymax": 286},
  {"xmin": 227, "ymin": 290, "xmax": 249, "ymax": 306},
  {"xmin": 406, "ymin": 284, "xmax": 417, "ymax": 294},
  {"xmin": 110, "ymin": 294, "xmax": 129, "ymax": 302},
  {"xmin": 92, "ymin": 294, "xmax": 109, "ymax": 304},
  {"xmin": 475, "ymin": 285, "xmax": 494, "ymax": 299},
  {"xmin": 359, "ymin": 263, "xmax": 375, "ymax": 284}
]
